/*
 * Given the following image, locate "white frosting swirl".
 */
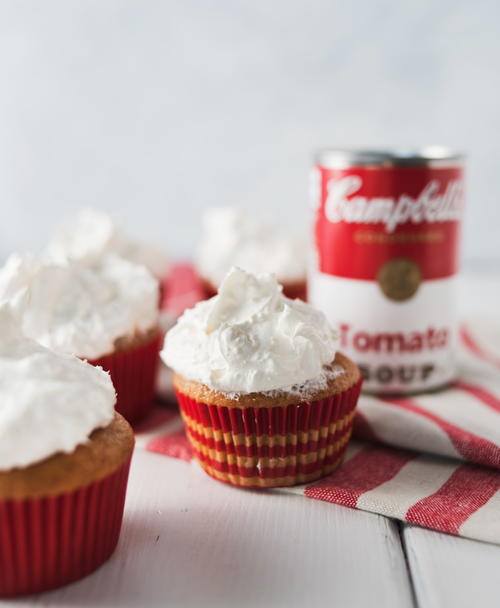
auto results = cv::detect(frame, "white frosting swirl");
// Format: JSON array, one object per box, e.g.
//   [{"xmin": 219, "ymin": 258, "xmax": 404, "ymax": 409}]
[
  {"xmin": 0, "ymin": 308, "xmax": 116, "ymax": 471},
  {"xmin": 196, "ymin": 208, "xmax": 306, "ymax": 286},
  {"xmin": 46, "ymin": 208, "xmax": 169, "ymax": 279},
  {"xmin": 0, "ymin": 253, "xmax": 159, "ymax": 359},
  {"xmin": 162, "ymin": 267, "xmax": 337, "ymax": 393}
]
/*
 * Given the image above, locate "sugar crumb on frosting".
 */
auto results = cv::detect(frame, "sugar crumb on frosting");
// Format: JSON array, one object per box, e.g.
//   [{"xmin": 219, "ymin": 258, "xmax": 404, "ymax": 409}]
[{"xmin": 221, "ymin": 364, "xmax": 346, "ymax": 401}]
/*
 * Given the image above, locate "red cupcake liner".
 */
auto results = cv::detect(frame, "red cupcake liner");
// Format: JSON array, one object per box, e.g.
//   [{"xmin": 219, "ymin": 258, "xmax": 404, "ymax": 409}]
[
  {"xmin": 175, "ymin": 378, "xmax": 362, "ymax": 488},
  {"xmin": 281, "ymin": 281, "xmax": 307, "ymax": 302},
  {"xmin": 158, "ymin": 275, "xmax": 169, "ymax": 309},
  {"xmin": 0, "ymin": 458, "xmax": 131, "ymax": 597},
  {"xmin": 90, "ymin": 333, "xmax": 163, "ymax": 426}
]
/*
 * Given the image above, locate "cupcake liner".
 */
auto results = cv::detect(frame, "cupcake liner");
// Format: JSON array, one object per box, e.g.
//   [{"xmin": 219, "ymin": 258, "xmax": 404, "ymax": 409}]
[
  {"xmin": 0, "ymin": 458, "xmax": 131, "ymax": 597},
  {"xmin": 90, "ymin": 333, "xmax": 163, "ymax": 425},
  {"xmin": 281, "ymin": 282, "xmax": 307, "ymax": 302},
  {"xmin": 201, "ymin": 279, "xmax": 218, "ymax": 299},
  {"xmin": 175, "ymin": 378, "xmax": 362, "ymax": 488},
  {"xmin": 159, "ymin": 275, "xmax": 169, "ymax": 309}
]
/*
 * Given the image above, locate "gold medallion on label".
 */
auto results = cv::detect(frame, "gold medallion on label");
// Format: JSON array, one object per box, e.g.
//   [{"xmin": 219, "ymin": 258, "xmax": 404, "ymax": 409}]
[{"xmin": 377, "ymin": 258, "xmax": 422, "ymax": 301}]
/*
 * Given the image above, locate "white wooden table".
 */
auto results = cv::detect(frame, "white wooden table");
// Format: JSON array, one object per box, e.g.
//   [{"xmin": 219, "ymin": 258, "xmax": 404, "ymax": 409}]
[{"xmin": 4, "ymin": 272, "xmax": 500, "ymax": 608}]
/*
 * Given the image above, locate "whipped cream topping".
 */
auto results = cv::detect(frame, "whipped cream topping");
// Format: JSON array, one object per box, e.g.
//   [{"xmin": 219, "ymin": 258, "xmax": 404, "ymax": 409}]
[
  {"xmin": 0, "ymin": 308, "xmax": 116, "ymax": 471},
  {"xmin": 162, "ymin": 267, "xmax": 338, "ymax": 393},
  {"xmin": 196, "ymin": 208, "xmax": 307, "ymax": 286},
  {"xmin": 46, "ymin": 208, "xmax": 169, "ymax": 279},
  {"xmin": 0, "ymin": 253, "xmax": 159, "ymax": 359}
]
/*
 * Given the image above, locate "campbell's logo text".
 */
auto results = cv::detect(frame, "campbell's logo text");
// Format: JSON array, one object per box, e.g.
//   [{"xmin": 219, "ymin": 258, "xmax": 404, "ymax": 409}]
[{"xmin": 325, "ymin": 176, "xmax": 463, "ymax": 233}]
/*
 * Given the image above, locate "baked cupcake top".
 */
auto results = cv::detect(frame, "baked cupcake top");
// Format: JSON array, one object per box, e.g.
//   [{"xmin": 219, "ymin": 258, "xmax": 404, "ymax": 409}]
[
  {"xmin": 0, "ymin": 253, "xmax": 159, "ymax": 359},
  {"xmin": 46, "ymin": 208, "xmax": 169, "ymax": 280},
  {"xmin": 196, "ymin": 208, "xmax": 306, "ymax": 286},
  {"xmin": 0, "ymin": 308, "xmax": 116, "ymax": 472},
  {"xmin": 162, "ymin": 267, "xmax": 339, "ymax": 394}
]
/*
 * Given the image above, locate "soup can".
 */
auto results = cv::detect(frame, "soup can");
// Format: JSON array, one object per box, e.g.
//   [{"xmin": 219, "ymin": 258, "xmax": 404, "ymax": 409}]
[{"xmin": 309, "ymin": 148, "xmax": 464, "ymax": 394}]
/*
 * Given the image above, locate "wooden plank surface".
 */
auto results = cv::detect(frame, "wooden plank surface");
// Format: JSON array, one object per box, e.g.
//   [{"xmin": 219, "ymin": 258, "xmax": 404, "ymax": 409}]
[
  {"xmin": 8, "ymin": 451, "xmax": 414, "ymax": 608},
  {"xmin": 404, "ymin": 525, "xmax": 500, "ymax": 608}
]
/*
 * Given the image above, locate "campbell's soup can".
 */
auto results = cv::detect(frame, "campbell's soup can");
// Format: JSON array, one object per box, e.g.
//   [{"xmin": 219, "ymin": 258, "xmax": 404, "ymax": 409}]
[{"xmin": 309, "ymin": 148, "xmax": 464, "ymax": 394}]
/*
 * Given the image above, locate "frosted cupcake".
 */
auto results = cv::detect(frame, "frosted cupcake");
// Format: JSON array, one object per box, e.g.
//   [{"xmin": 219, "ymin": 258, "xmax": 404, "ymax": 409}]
[
  {"xmin": 0, "ymin": 253, "xmax": 161, "ymax": 424},
  {"xmin": 196, "ymin": 208, "xmax": 307, "ymax": 300},
  {"xmin": 46, "ymin": 208, "xmax": 170, "ymax": 295},
  {"xmin": 161, "ymin": 267, "xmax": 362, "ymax": 487},
  {"xmin": 0, "ymin": 309, "xmax": 134, "ymax": 596}
]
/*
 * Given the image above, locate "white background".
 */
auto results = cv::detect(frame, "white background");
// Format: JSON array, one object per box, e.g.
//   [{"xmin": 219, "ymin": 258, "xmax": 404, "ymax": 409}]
[{"xmin": 0, "ymin": 0, "xmax": 499, "ymax": 266}]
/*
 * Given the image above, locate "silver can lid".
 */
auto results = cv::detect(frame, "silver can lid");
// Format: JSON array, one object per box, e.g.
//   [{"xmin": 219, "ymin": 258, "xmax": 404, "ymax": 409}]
[{"xmin": 316, "ymin": 146, "xmax": 464, "ymax": 168}]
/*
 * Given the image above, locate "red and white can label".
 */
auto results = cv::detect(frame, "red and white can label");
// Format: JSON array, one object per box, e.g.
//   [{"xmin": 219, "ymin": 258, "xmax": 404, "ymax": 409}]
[{"xmin": 309, "ymin": 164, "xmax": 464, "ymax": 394}]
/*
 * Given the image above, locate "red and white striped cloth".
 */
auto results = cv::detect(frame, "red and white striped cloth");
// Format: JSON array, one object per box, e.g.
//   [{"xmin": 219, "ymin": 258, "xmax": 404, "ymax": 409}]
[{"xmin": 140, "ymin": 265, "xmax": 500, "ymax": 544}]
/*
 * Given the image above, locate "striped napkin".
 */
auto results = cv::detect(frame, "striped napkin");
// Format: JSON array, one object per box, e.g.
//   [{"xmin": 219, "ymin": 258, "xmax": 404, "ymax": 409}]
[{"xmin": 140, "ymin": 265, "xmax": 500, "ymax": 545}]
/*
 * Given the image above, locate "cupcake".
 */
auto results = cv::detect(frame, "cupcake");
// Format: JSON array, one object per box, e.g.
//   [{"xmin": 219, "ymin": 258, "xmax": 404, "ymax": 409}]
[
  {"xmin": 161, "ymin": 267, "xmax": 362, "ymax": 488},
  {"xmin": 196, "ymin": 207, "xmax": 307, "ymax": 301},
  {"xmin": 46, "ymin": 208, "xmax": 170, "ymax": 298},
  {"xmin": 0, "ymin": 253, "xmax": 161, "ymax": 424},
  {"xmin": 0, "ymin": 309, "xmax": 134, "ymax": 597}
]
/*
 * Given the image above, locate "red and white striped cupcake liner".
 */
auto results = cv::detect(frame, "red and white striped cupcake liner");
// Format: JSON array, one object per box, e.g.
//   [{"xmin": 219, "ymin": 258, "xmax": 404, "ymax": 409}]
[{"xmin": 175, "ymin": 378, "xmax": 362, "ymax": 488}]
